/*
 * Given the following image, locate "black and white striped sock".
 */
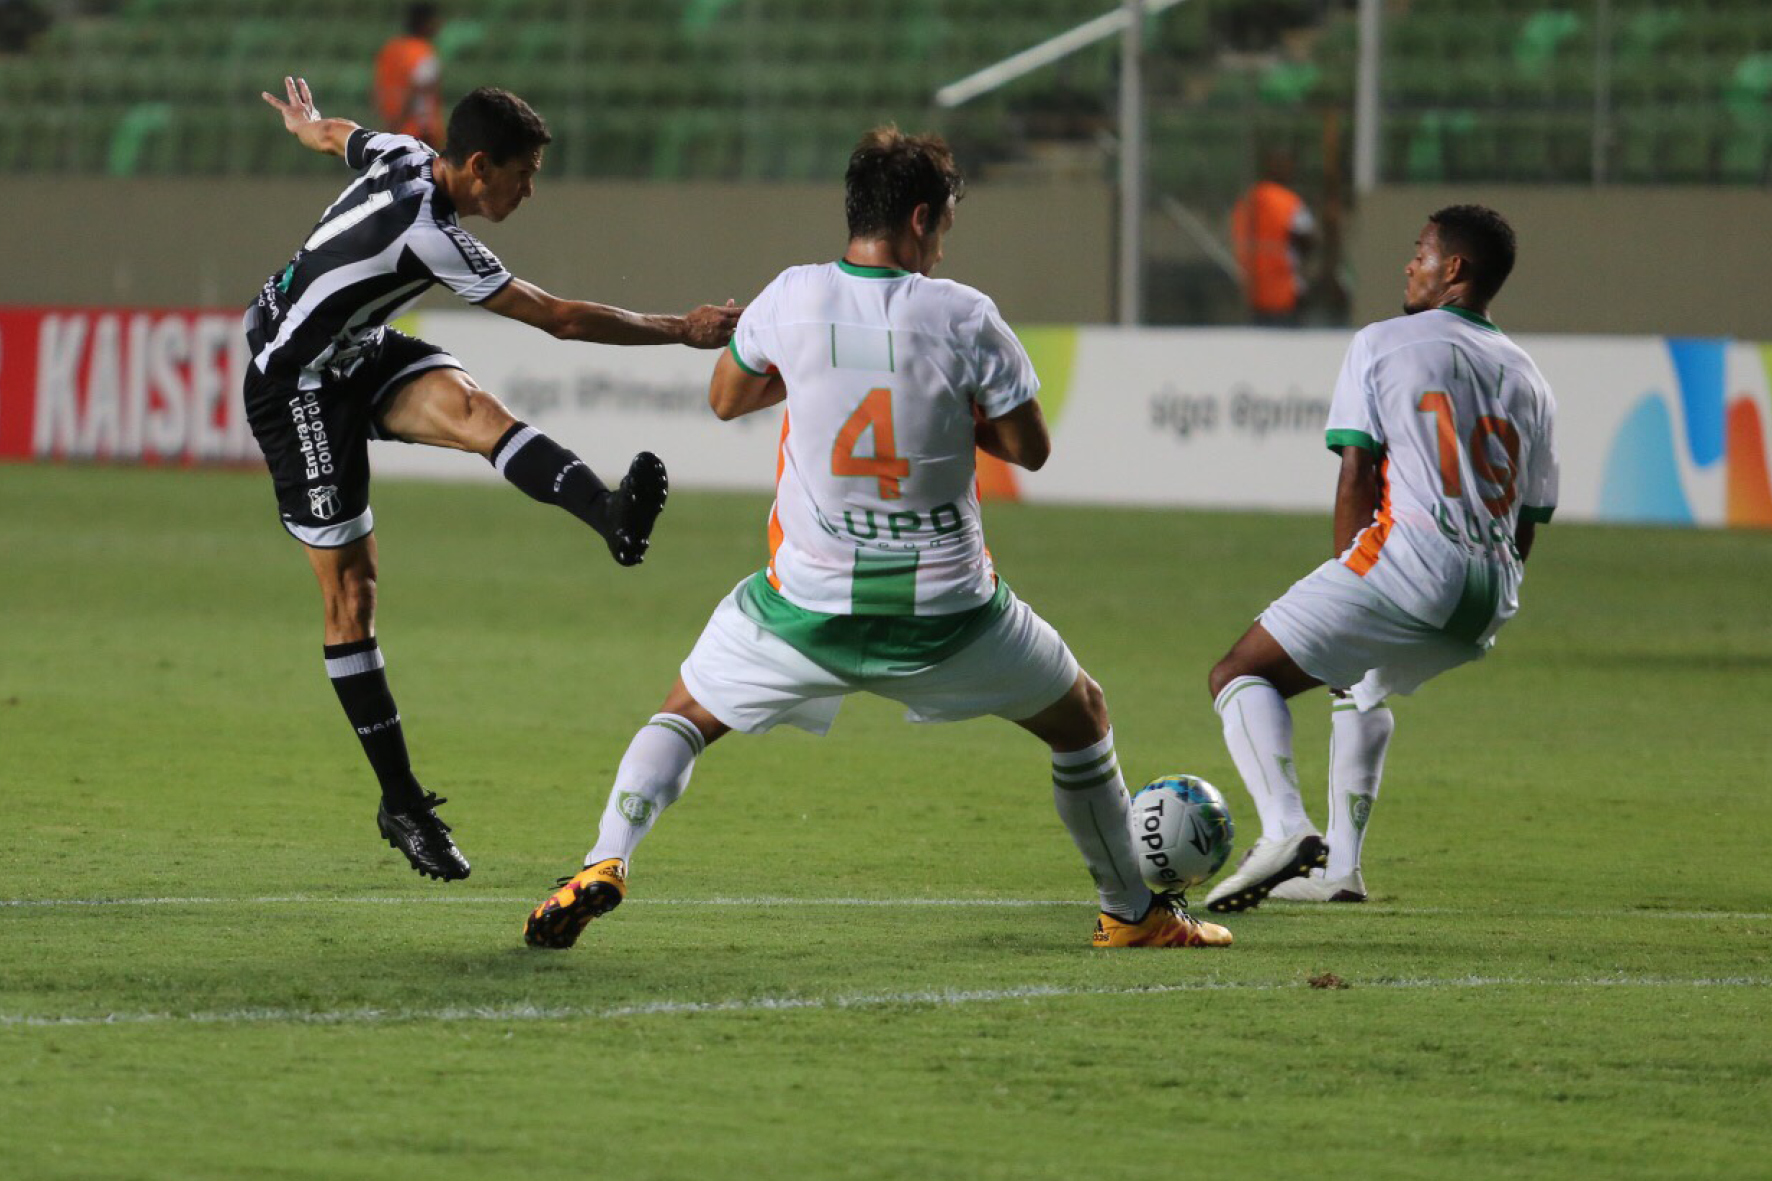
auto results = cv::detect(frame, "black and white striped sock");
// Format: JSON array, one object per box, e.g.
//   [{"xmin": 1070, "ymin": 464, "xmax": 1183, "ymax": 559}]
[
  {"xmin": 324, "ymin": 638, "xmax": 422, "ymax": 810},
  {"xmin": 489, "ymin": 422, "xmax": 612, "ymax": 534}
]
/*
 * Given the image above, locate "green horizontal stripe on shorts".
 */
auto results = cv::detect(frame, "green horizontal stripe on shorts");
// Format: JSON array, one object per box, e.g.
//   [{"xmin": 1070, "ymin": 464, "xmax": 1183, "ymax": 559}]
[{"xmin": 737, "ymin": 570, "xmax": 1012, "ymax": 680}]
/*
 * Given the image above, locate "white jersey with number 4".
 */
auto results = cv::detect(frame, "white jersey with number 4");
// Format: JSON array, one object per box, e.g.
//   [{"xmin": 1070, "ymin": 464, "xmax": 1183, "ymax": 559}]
[
  {"xmin": 728, "ymin": 260, "xmax": 1038, "ymax": 617},
  {"xmin": 1326, "ymin": 307, "xmax": 1559, "ymax": 643}
]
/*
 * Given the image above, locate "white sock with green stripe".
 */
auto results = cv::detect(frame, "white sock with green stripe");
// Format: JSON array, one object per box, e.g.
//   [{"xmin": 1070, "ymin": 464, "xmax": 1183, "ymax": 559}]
[
  {"xmin": 1327, "ymin": 696, "xmax": 1393, "ymax": 879},
  {"xmin": 1215, "ymin": 676, "xmax": 1315, "ymax": 842},
  {"xmin": 1050, "ymin": 730, "xmax": 1153, "ymax": 922},
  {"xmin": 585, "ymin": 713, "xmax": 705, "ymax": 867}
]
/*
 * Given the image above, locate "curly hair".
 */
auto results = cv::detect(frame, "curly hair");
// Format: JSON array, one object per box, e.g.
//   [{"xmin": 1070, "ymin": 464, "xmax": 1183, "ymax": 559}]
[
  {"xmin": 844, "ymin": 126, "xmax": 965, "ymax": 240},
  {"xmin": 1428, "ymin": 204, "xmax": 1517, "ymax": 302}
]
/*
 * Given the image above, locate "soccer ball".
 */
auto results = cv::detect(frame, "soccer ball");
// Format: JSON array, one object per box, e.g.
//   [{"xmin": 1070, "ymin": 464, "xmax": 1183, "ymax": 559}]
[{"xmin": 1128, "ymin": 775, "xmax": 1235, "ymax": 892}]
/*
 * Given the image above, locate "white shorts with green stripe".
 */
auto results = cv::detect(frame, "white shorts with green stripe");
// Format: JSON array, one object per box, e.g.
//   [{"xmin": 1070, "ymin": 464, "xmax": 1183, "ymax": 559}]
[
  {"xmin": 680, "ymin": 578, "xmax": 1080, "ymax": 736},
  {"xmin": 1260, "ymin": 560, "xmax": 1489, "ymax": 712}
]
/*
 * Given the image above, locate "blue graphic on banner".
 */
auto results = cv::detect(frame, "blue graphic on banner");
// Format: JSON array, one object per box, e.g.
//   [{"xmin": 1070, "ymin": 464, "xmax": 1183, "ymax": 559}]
[
  {"xmin": 1600, "ymin": 393, "xmax": 1694, "ymax": 524},
  {"xmin": 1666, "ymin": 337, "xmax": 1727, "ymax": 468}
]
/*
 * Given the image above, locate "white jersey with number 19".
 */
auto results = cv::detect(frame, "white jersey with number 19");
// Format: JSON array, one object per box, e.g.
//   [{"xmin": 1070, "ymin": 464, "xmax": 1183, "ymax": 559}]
[
  {"xmin": 728, "ymin": 260, "xmax": 1038, "ymax": 617},
  {"xmin": 1326, "ymin": 306, "xmax": 1559, "ymax": 644}
]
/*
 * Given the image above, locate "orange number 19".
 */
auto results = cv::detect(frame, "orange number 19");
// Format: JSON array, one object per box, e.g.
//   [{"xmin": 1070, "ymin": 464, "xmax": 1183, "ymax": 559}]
[{"xmin": 1416, "ymin": 391, "xmax": 1520, "ymax": 516}]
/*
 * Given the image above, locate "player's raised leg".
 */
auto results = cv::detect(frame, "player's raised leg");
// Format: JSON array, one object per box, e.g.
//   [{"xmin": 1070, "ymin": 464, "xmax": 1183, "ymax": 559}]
[
  {"xmin": 377, "ymin": 366, "xmax": 669, "ymax": 567},
  {"xmin": 309, "ymin": 536, "xmax": 469, "ymax": 880},
  {"xmin": 1202, "ymin": 623, "xmax": 1328, "ymax": 913},
  {"xmin": 1016, "ymin": 672, "xmax": 1231, "ymax": 948},
  {"xmin": 525, "ymin": 679, "xmax": 726, "ymax": 949}
]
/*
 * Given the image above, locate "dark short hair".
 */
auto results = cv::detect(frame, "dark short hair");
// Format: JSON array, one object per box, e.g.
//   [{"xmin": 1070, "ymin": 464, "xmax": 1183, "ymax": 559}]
[
  {"xmin": 845, "ymin": 126, "xmax": 964, "ymax": 240},
  {"xmin": 442, "ymin": 87, "xmax": 551, "ymax": 166},
  {"xmin": 406, "ymin": 3, "xmax": 441, "ymax": 36},
  {"xmin": 1428, "ymin": 204, "xmax": 1517, "ymax": 302}
]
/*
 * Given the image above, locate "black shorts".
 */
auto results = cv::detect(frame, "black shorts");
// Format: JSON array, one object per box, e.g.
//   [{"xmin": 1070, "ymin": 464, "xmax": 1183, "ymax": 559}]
[{"xmin": 243, "ymin": 330, "xmax": 463, "ymax": 547}]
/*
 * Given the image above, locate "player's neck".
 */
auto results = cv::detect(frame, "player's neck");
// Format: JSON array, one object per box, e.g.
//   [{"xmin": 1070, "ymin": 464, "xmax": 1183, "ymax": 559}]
[
  {"xmin": 843, "ymin": 237, "xmax": 917, "ymax": 276},
  {"xmin": 431, "ymin": 159, "xmax": 480, "ymax": 219},
  {"xmin": 1436, "ymin": 292, "xmax": 1489, "ymax": 321}
]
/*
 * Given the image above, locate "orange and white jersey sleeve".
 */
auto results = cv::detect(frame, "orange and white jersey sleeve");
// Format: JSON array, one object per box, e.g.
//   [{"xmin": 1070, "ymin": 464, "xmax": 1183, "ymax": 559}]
[
  {"xmin": 728, "ymin": 274, "xmax": 783, "ymax": 377},
  {"xmin": 732, "ymin": 261, "xmax": 1038, "ymax": 618},
  {"xmin": 1325, "ymin": 308, "xmax": 1557, "ymax": 640}
]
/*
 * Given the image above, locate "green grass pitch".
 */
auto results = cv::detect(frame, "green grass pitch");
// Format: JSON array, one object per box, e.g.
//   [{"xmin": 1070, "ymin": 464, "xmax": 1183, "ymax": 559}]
[{"xmin": 3, "ymin": 463, "xmax": 1770, "ymax": 1179}]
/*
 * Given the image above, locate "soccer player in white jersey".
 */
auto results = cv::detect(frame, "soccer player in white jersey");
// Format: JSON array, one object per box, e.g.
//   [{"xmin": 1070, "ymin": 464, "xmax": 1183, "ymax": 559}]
[
  {"xmin": 525, "ymin": 127, "xmax": 1233, "ymax": 951},
  {"xmin": 1202, "ymin": 205, "xmax": 1558, "ymax": 912}
]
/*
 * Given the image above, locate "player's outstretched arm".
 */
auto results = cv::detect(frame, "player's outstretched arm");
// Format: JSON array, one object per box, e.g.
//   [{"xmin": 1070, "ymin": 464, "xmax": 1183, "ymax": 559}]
[
  {"xmin": 709, "ymin": 349, "xmax": 785, "ymax": 420},
  {"xmin": 260, "ymin": 76, "xmax": 357, "ymax": 157},
  {"xmin": 975, "ymin": 400, "xmax": 1050, "ymax": 471},
  {"xmin": 483, "ymin": 279, "xmax": 741, "ymax": 348}
]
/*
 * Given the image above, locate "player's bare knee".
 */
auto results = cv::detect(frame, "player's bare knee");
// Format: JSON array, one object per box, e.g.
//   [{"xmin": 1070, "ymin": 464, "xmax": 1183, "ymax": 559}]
[
  {"xmin": 1204, "ymin": 652, "xmax": 1247, "ymax": 698},
  {"xmin": 1038, "ymin": 674, "xmax": 1109, "ymax": 751},
  {"xmin": 1079, "ymin": 674, "xmax": 1109, "ymax": 736},
  {"xmin": 462, "ymin": 387, "xmax": 517, "ymax": 455}
]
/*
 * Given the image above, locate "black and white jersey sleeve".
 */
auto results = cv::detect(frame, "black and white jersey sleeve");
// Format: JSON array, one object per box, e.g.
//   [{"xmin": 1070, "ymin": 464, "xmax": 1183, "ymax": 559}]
[
  {"xmin": 402, "ymin": 218, "xmax": 512, "ymax": 305},
  {"xmin": 345, "ymin": 129, "xmax": 429, "ymax": 172}
]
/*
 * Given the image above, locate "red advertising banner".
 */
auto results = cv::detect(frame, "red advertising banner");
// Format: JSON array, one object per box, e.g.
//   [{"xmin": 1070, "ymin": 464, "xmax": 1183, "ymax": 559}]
[{"xmin": 0, "ymin": 307, "xmax": 258, "ymax": 463}]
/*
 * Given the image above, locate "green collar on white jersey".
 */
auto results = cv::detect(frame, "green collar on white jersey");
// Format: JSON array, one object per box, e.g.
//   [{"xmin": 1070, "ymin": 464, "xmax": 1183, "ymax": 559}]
[
  {"xmin": 837, "ymin": 259, "xmax": 912, "ymax": 279},
  {"xmin": 1438, "ymin": 305, "xmax": 1500, "ymax": 332}
]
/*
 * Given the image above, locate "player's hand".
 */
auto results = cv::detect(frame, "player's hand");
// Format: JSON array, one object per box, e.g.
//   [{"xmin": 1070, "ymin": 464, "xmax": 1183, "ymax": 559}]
[
  {"xmin": 682, "ymin": 300, "xmax": 743, "ymax": 349},
  {"xmin": 261, "ymin": 76, "xmax": 322, "ymax": 135}
]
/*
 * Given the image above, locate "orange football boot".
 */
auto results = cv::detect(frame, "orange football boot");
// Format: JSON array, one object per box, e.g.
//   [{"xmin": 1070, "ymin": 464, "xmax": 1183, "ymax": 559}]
[
  {"xmin": 1092, "ymin": 895, "xmax": 1233, "ymax": 948},
  {"xmin": 524, "ymin": 858, "xmax": 627, "ymax": 949}
]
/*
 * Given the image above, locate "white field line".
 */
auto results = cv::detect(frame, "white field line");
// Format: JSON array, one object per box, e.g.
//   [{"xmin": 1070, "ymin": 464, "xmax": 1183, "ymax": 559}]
[
  {"xmin": 2, "ymin": 975, "xmax": 1767, "ymax": 1031},
  {"xmin": 1, "ymin": 896, "xmax": 1769, "ymax": 923}
]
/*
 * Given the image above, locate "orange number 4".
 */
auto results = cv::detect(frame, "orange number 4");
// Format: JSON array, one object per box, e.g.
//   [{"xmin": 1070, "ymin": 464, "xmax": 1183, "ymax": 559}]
[
  {"xmin": 1417, "ymin": 391, "xmax": 1520, "ymax": 516},
  {"xmin": 832, "ymin": 387, "xmax": 910, "ymax": 500}
]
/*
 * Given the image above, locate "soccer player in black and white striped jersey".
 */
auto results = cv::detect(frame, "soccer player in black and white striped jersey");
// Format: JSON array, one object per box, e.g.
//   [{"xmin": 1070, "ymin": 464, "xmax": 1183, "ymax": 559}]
[{"xmin": 247, "ymin": 78, "xmax": 740, "ymax": 882}]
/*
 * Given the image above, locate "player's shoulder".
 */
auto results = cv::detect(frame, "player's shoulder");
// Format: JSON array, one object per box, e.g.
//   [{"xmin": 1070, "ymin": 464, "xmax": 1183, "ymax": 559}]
[
  {"xmin": 1353, "ymin": 310, "xmax": 1442, "ymax": 352},
  {"xmin": 740, "ymin": 262, "xmax": 825, "ymax": 315},
  {"xmin": 915, "ymin": 273, "xmax": 993, "ymax": 308},
  {"xmin": 350, "ymin": 129, "xmax": 437, "ymax": 170},
  {"xmin": 768, "ymin": 261, "xmax": 833, "ymax": 290},
  {"xmin": 899, "ymin": 274, "xmax": 1001, "ymax": 331}
]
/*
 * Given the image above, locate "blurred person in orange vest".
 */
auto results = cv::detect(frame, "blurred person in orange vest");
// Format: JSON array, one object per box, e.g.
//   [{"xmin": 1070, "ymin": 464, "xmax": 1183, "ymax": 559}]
[
  {"xmin": 1232, "ymin": 149, "xmax": 1318, "ymax": 327},
  {"xmin": 374, "ymin": 3, "xmax": 445, "ymax": 147}
]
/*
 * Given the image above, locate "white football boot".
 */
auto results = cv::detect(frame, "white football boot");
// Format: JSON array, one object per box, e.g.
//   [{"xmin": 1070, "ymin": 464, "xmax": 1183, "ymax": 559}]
[
  {"xmin": 1203, "ymin": 832, "xmax": 1329, "ymax": 913},
  {"xmin": 1267, "ymin": 867, "xmax": 1368, "ymax": 903}
]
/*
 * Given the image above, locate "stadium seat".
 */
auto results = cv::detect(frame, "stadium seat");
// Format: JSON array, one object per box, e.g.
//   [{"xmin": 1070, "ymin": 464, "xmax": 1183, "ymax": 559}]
[
  {"xmin": 106, "ymin": 102, "xmax": 171, "ymax": 176},
  {"xmin": 1, "ymin": 0, "xmax": 1767, "ymax": 192}
]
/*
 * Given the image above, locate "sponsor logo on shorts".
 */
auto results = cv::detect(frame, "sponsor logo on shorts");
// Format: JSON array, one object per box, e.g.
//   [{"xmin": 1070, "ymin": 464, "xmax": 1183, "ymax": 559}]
[
  {"xmin": 308, "ymin": 484, "xmax": 341, "ymax": 521},
  {"xmin": 289, "ymin": 391, "xmax": 336, "ymax": 481}
]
